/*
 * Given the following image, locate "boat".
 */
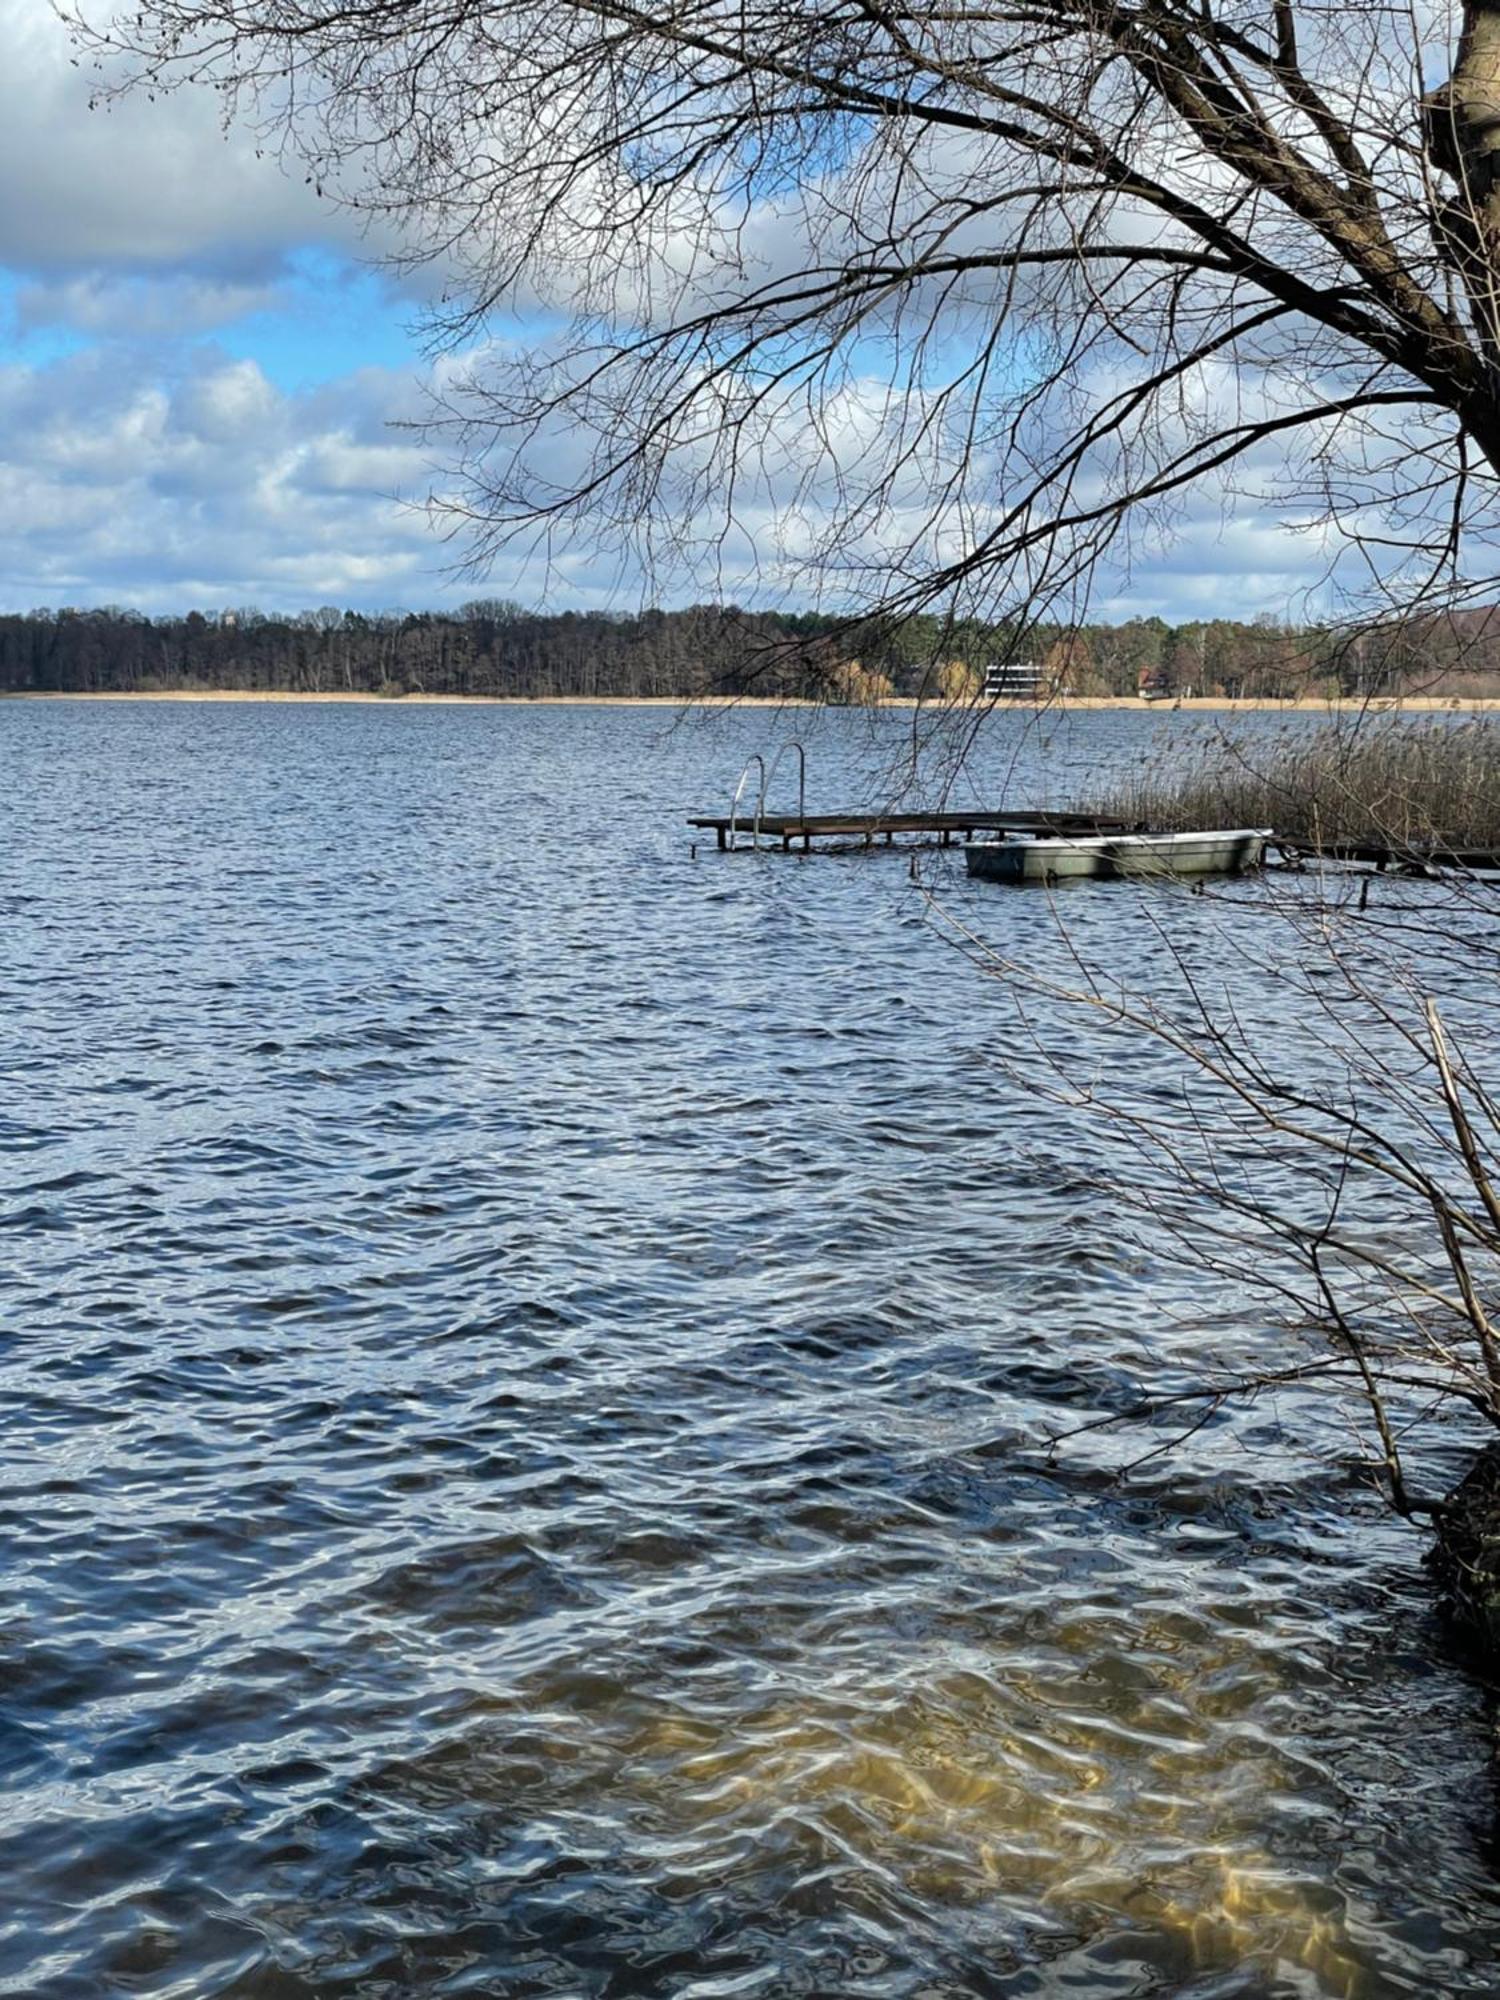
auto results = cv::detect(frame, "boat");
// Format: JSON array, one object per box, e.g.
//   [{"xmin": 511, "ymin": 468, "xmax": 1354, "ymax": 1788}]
[{"xmin": 964, "ymin": 827, "xmax": 1271, "ymax": 884}]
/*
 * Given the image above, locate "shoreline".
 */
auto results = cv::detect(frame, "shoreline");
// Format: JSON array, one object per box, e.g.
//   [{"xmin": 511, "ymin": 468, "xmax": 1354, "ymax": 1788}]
[{"xmin": 5, "ymin": 688, "xmax": 1500, "ymax": 713}]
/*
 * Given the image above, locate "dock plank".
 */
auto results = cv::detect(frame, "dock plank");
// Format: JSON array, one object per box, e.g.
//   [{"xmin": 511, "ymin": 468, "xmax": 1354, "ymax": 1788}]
[{"xmin": 688, "ymin": 808, "xmax": 1132, "ymax": 850}]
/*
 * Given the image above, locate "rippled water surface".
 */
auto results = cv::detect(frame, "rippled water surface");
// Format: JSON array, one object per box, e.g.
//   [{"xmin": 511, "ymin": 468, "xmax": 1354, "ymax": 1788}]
[{"xmin": 5, "ymin": 698, "xmax": 1500, "ymax": 1999}]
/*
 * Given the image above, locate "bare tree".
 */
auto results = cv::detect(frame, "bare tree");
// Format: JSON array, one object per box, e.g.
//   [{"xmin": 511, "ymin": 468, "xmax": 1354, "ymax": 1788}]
[{"xmin": 62, "ymin": 0, "xmax": 1500, "ymax": 629}]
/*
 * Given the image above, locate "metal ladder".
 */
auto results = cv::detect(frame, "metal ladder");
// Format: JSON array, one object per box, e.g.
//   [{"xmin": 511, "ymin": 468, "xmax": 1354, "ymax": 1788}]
[{"xmin": 725, "ymin": 741, "xmax": 806, "ymax": 850}]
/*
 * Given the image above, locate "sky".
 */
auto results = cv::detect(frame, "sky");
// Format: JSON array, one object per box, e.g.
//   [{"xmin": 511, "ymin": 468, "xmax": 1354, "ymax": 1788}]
[{"xmin": 0, "ymin": 0, "xmax": 1346, "ymax": 624}]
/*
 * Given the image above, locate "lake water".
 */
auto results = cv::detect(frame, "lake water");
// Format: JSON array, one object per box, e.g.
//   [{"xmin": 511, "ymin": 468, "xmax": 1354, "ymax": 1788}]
[{"xmin": 4, "ymin": 697, "xmax": 1500, "ymax": 1999}]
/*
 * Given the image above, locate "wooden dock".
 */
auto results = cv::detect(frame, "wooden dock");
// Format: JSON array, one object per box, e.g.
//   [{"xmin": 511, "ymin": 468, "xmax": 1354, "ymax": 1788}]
[
  {"xmin": 688, "ymin": 808, "xmax": 1131, "ymax": 852},
  {"xmin": 1277, "ymin": 838, "xmax": 1500, "ymax": 874}
]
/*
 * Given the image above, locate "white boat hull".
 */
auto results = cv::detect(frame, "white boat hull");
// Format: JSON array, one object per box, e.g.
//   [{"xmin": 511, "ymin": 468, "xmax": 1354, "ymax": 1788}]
[{"xmin": 965, "ymin": 828, "xmax": 1270, "ymax": 884}]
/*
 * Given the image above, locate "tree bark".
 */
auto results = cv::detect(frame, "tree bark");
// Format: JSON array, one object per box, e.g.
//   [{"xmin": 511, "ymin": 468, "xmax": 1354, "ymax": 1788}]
[{"xmin": 1427, "ymin": 7, "xmax": 1500, "ymax": 361}]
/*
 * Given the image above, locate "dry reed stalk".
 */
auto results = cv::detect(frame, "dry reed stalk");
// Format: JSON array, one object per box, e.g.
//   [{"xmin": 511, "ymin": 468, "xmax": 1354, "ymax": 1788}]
[{"xmin": 1088, "ymin": 719, "xmax": 1500, "ymax": 852}]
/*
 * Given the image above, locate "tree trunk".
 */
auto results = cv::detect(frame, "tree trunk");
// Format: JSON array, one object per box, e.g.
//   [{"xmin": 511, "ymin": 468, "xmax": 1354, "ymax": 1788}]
[
  {"xmin": 1430, "ymin": 1441, "xmax": 1500, "ymax": 1649},
  {"xmin": 1426, "ymin": 7, "xmax": 1500, "ymax": 360}
]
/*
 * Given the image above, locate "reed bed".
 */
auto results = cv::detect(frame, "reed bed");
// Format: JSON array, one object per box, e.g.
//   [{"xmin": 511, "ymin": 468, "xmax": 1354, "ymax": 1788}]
[{"xmin": 1089, "ymin": 718, "xmax": 1500, "ymax": 852}]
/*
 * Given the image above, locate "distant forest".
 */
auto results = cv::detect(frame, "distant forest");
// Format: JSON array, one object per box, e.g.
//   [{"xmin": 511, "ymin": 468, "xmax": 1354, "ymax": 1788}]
[{"xmin": 2, "ymin": 601, "xmax": 1497, "ymax": 701}]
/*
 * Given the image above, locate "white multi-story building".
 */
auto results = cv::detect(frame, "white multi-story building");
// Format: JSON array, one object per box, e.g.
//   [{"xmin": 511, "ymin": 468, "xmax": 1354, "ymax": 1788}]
[{"xmin": 981, "ymin": 660, "xmax": 1051, "ymax": 700}]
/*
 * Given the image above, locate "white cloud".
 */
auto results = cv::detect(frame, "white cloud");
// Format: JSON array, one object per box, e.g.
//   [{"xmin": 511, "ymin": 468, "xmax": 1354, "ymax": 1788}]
[
  {"xmin": 0, "ymin": 0, "xmax": 371, "ymax": 277},
  {"xmin": 0, "ymin": 331, "xmax": 1374, "ymax": 617},
  {"xmin": 0, "ymin": 347, "xmax": 447, "ymax": 607},
  {"xmin": 169, "ymin": 356, "xmax": 282, "ymax": 443},
  {"xmin": 16, "ymin": 272, "xmax": 286, "ymax": 336}
]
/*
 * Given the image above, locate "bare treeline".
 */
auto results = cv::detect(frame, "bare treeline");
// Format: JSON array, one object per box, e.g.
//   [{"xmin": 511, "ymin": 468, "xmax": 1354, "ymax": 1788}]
[
  {"xmin": 0, "ymin": 604, "xmax": 835, "ymax": 700},
  {"xmin": 8, "ymin": 602, "xmax": 1500, "ymax": 700}
]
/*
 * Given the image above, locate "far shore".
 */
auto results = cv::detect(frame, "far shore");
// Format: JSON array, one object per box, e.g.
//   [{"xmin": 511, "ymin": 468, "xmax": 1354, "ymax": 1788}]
[{"xmin": 6, "ymin": 688, "xmax": 1500, "ymax": 713}]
